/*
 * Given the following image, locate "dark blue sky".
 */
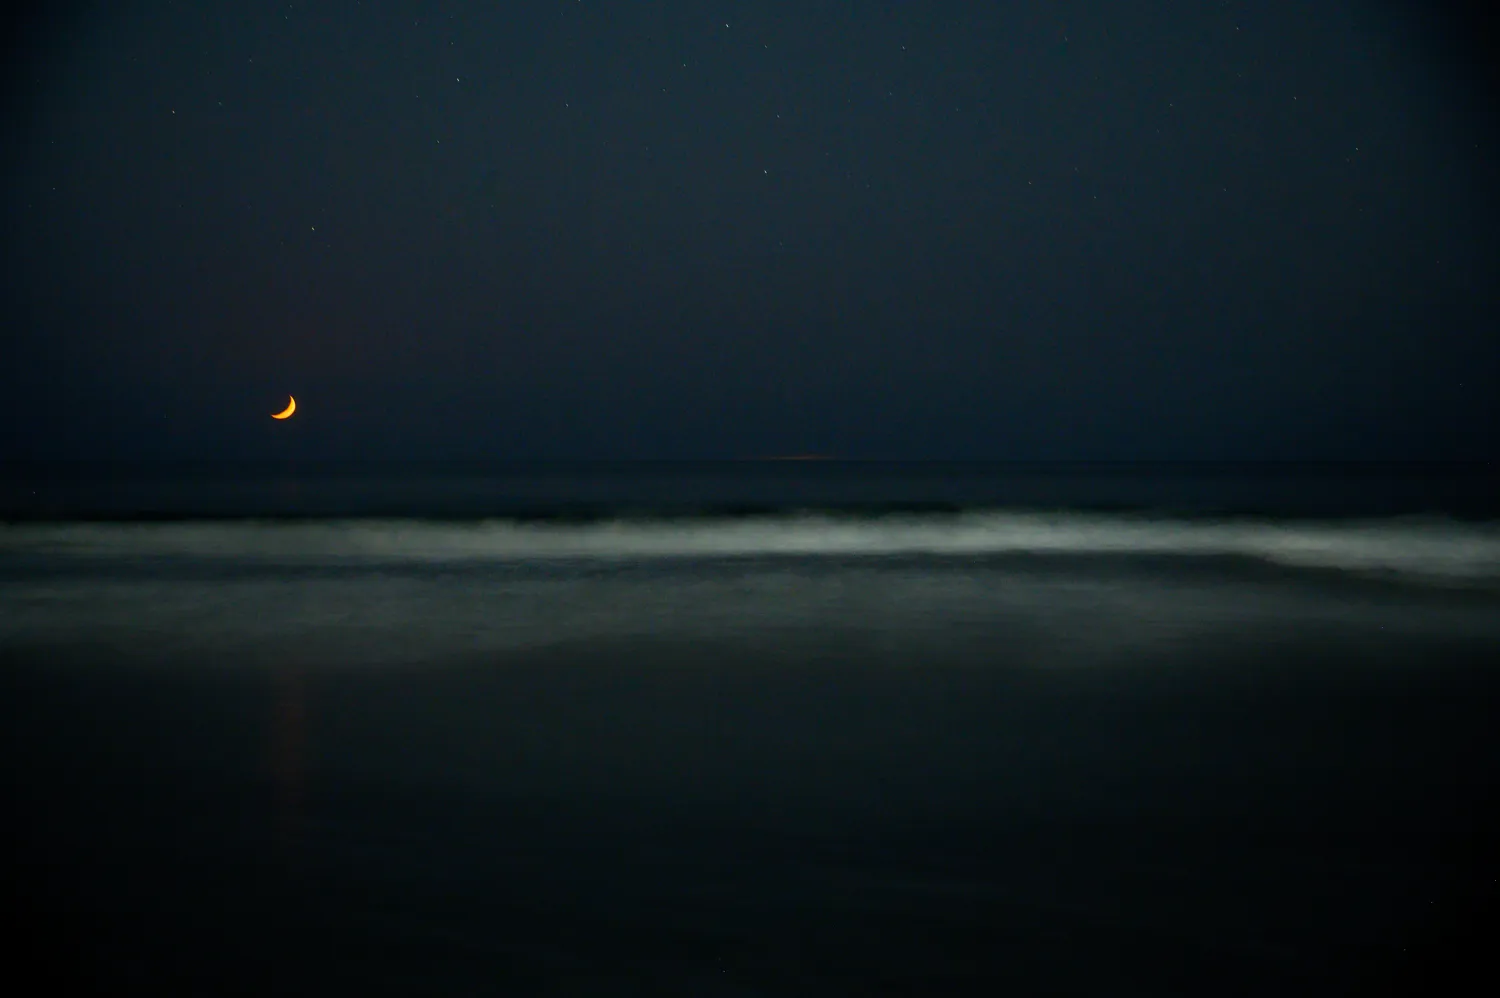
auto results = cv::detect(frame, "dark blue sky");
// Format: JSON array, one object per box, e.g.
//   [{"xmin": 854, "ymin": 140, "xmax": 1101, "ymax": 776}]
[{"xmin": 3, "ymin": 1, "xmax": 1496, "ymax": 461}]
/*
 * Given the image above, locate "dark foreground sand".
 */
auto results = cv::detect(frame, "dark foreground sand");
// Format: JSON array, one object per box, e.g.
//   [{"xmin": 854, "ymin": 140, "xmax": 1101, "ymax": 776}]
[{"xmin": 5, "ymin": 610, "xmax": 1498, "ymax": 996}]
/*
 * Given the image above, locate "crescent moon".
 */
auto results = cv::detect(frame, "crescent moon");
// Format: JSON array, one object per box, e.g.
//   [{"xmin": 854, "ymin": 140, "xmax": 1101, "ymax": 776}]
[{"xmin": 271, "ymin": 396, "xmax": 297, "ymax": 420}]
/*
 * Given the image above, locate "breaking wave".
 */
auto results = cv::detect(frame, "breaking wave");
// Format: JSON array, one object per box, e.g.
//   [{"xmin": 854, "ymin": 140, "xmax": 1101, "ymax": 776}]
[{"xmin": 4, "ymin": 513, "xmax": 1498, "ymax": 585}]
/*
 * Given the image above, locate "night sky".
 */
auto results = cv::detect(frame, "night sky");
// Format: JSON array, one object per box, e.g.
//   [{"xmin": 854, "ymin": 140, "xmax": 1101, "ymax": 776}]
[{"xmin": 3, "ymin": 1, "xmax": 1496, "ymax": 462}]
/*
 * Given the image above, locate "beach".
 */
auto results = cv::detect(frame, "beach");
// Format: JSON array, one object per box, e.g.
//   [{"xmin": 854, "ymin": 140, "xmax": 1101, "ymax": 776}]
[{"xmin": 5, "ymin": 514, "xmax": 1497, "ymax": 993}]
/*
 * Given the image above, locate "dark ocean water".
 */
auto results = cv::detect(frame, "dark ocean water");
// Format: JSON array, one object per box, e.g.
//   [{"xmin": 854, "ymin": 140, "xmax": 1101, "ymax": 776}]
[
  {"xmin": 4, "ymin": 464, "xmax": 1498, "ymax": 994},
  {"xmin": 4, "ymin": 460, "xmax": 1498, "ymax": 520}
]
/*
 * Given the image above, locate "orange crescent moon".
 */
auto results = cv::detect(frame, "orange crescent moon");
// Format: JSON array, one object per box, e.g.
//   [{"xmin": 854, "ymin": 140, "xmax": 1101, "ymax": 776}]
[{"xmin": 271, "ymin": 396, "xmax": 297, "ymax": 419}]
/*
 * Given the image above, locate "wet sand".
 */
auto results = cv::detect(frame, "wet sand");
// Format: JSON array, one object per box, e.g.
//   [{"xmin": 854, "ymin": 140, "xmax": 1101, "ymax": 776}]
[{"xmin": 6, "ymin": 618, "xmax": 1497, "ymax": 995}]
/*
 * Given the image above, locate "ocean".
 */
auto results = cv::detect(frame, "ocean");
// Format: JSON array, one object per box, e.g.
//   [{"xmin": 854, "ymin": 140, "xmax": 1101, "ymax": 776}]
[{"xmin": 3, "ymin": 462, "xmax": 1497, "ymax": 994}]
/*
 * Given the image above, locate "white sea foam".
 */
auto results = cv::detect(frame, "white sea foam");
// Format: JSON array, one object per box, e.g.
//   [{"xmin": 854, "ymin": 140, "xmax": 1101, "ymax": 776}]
[{"xmin": 3, "ymin": 513, "xmax": 1498, "ymax": 583}]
